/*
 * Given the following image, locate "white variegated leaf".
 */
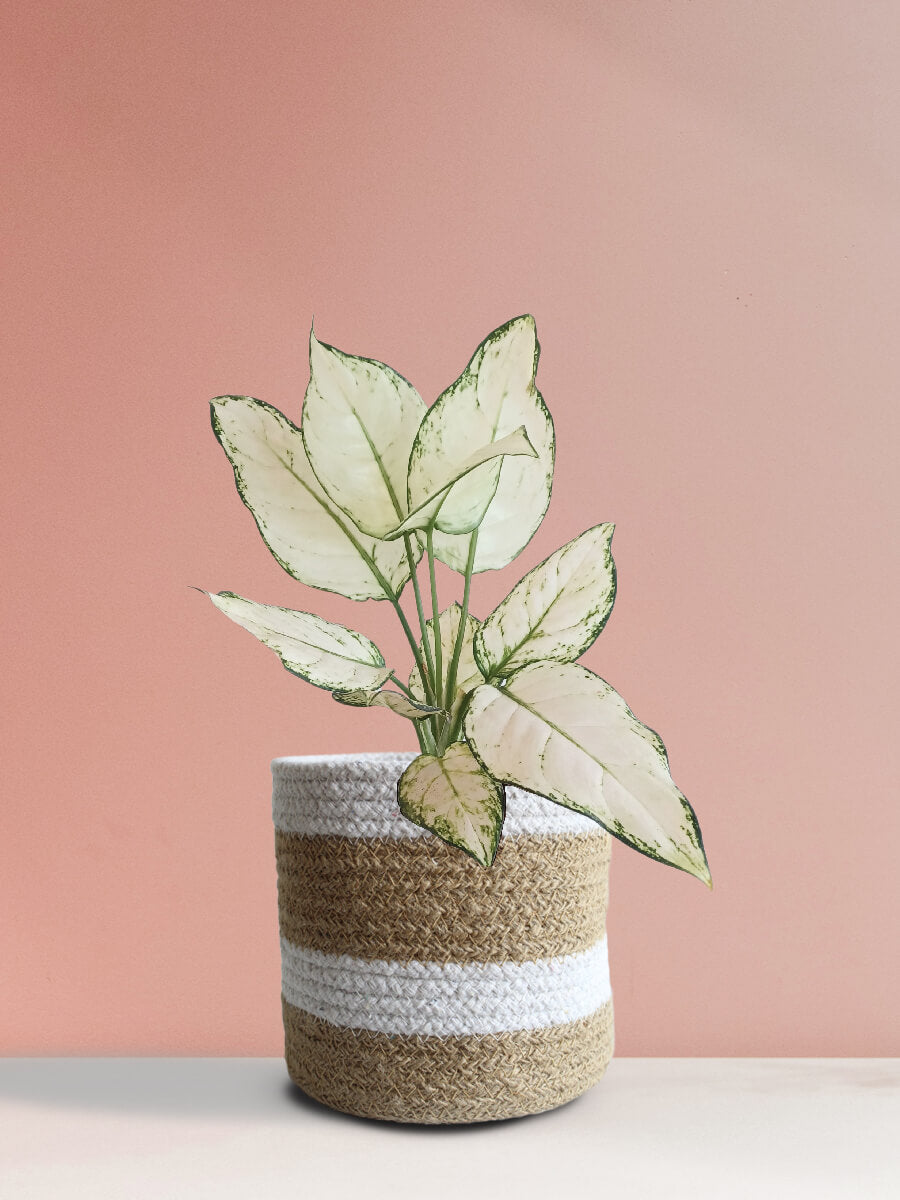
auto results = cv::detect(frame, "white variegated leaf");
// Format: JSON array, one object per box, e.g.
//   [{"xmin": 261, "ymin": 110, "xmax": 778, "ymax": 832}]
[
  {"xmin": 409, "ymin": 602, "xmax": 484, "ymax": 723},
  {"xmin": 301, "ymin": 330, "xmax": 426, "ymax": 537},
  {"xmin": 408, "ymin": 316, "xmax": 555, "ymax": 572},
  {"xmin": 384, "ymin": 427, "xmax": 536, "ymax": 538},
  {"xmin": 203, "ymin": 590, "xmax": 391, "ymax": 692},
  {"xmin": 464, "ymin": 661, "xmax": 710, "ymax": 884},
  {"xmin": 332, "ymin": 688, "xmax": 442, "ymax": 720},
  {"xmin": 211, "ymin": 395, "xmax": 417, "ymax": 601},
  {"xmin": 475, "ymin": 523, "xmax": 616, "ymax": 678},
  {"xmin": 397, "ymin": 743, "xmax": 504, "ymax": 866}
]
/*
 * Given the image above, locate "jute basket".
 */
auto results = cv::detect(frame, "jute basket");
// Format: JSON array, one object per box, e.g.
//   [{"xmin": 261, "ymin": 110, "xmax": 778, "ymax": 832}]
[{"xmin": 272, "ymin": 752, "xmax": 614, "ymax": 1123}]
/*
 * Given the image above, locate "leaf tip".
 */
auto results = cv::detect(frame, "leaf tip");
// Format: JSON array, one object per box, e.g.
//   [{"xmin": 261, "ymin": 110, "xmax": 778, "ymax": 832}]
[
  {"xmin": 513, "ymin": 424, "xmax": 538, "ymax": 458},
  {"xmin": 461, "ymin": 833, "xmax": 499, "ymax": 869},
  {"xmin": 694, "ymin": 857, "xmax": 713, "ymax": 889},
  {"xmin": 507, "ymin": 312, "xmax": 537, "ymax": 338},
  {"xmin": 308, "ymin": 320, "xmax": 327, "ymax": 361},
  {"xmin": 483, "ymin": 837, "xmax": 501, "ymax": 869}
]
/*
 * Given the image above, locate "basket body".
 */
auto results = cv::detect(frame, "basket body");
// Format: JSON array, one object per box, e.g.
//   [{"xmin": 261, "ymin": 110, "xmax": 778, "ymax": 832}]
[{"xmin": 272, "ymin": 752, "xmax": 614, "ymax": 1123}]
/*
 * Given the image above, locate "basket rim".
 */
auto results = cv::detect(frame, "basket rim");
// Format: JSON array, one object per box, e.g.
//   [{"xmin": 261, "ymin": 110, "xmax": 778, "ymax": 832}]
[{"xmin": 271, "ymin": 750, "xmax": 416, "ymax": 767}]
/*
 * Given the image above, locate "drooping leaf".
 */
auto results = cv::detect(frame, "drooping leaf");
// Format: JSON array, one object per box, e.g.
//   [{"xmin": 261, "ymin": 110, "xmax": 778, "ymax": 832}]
[
  {"xmin": 407, "ymin": 316, "xmax": 555, "ymax": 573},
  {"xmin": 202, "ymin": 590, "xmax": 391, "ymax": 692},
  {"xmin": 211, "ymin": 395, "xmax": 418, "ymax": 601},
  {"xmin": 409, "ymin": 602, "xmax": 484, "ymax": 723},
  {"xmin": 397, "ymin": 743, "xmax": 504, "ymax": 866},
  {"xmin": 464, "ymin": 661, "xmax": 710, "ymax": 884},
  {"xmin": 384, "ymin": 427, "xmax": 537, "ymax": 539},
  {"xmin": 332, "ymin": 688, "xmax": 442, "ymax": 720},
  {"xmin": 475, "ymin": 523, "xmax": 616, "ymax": 679},
  {"xmin": 301, "ymin": 330, "xmax": 426, "ymax": 537}
]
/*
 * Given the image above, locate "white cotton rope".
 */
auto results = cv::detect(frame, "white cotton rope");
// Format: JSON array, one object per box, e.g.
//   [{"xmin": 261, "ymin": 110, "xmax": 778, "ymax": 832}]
[
  {"xmin": 280, "ymin": 935, "xmax": 611, "ymax": 1037},
  {"xmin": 271, "ymin": 752, "xmax": 602, "ymax": 839}
]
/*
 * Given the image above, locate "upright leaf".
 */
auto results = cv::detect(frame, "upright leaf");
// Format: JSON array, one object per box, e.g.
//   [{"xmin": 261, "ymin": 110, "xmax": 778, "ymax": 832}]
[
  {"xmin": 302, "ymin": 330, "xmax": 426, "ymax": 537},
  {"xmin": 384, "ymin": 427, "xmax": 537, "ymax": 538},
  {"xmin": 398, "ymin": 743, "xmax": 504, "ymax": 866},
  {"xmin": 408, "ymin": 316, "xmax": 555, "ymax": 573},
  {"xmin": 464, "ymin": 661, "xmax": 710, "ymax": 884},
  {"xmin": 202, "ymin": 591, "xmax": 391, "ymax": 692},
  {"xmin": 211, "ymin": 395, "xmax": 417, "ymax": 601},
  {"xmin": 332, "ymin": 688, "xmax": 442, "ymax": 720},
  {"xmin": 409, "ymin": 602, "xmax": 484, "ymax": 725},
  {"xmin": 475, "ymin": 523, "xmax": 616, "ymax": 678}
]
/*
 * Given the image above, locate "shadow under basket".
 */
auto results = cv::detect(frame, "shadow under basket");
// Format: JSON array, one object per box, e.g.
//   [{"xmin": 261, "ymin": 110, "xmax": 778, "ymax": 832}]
[{"xmin": 272, "ymin": 752, "xmax": 614, "ymax": 1123}]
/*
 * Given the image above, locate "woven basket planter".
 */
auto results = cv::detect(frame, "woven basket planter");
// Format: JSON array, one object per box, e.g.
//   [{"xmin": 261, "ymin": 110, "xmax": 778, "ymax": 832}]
[{"xmin": 272, "ymin": 751, "xmax": 614, "ymax": 1123}]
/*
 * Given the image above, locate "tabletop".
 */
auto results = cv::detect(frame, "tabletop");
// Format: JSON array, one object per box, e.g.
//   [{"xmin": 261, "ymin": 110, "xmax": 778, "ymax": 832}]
[{"xmin": 1, "ymin": 1057, "xmax": 897, "ymax": 1199}]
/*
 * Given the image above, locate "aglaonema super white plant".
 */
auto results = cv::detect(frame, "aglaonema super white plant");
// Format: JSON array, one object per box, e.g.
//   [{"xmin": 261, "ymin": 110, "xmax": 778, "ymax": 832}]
[{"xmin": 202, "ymin": 315, "xmax": 710, "ymax": 885}]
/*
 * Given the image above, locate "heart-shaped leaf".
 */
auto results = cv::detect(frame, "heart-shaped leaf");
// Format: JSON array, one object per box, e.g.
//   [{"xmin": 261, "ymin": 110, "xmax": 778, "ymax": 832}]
[
  {"xmin": 397, "ymin": 742, "xmax": 504, "ymax": 866},
  {"xmin": 385, "ymin": 426, "xmax": 536, "ymax": 539},
  {"xmin": 475, "ymin": 523, "xmax": 616, "ymax": 678},
  {"xmin": 211, "ymin": 395, "xmax": 418, "ymax": 601},
  {"xmin": 202, "ymin": 590, "xmax": 391, "ymax": 692},
  {"xmin": 409, "ymin": 602, "xmax": 484, "ymax": 723},
  {"xmin": 332, "ymin": 688, "xmax": 442, "ymax": 720},
  {"xmin": 464, "ymin": 661, "xmax": 710, "ymax": 884},
  {"xmin": 408, "ymin": 316, "xmax": 555, "ymax": 573},
  {"xmin": 302, "ymin": 330, "xmax": 426, "ymax": 537}
]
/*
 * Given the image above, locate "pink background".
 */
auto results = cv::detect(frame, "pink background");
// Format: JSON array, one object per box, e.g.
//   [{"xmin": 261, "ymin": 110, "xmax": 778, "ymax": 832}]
[{"xmin": 3, "ymin": 1, "xmax": 898, "ymax": 1056}]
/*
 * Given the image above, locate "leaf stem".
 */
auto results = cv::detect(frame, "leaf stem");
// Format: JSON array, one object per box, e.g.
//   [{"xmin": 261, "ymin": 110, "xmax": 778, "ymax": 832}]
[
  {"xmin": 441, "ymin": 529, "xmax": 479, "ymax": 750},
  {"xmin": 413, "ymin": 721, "xmax": 428, "ymax": 754},
  {"xmin": 426, "ymin": 527, "xmax": 443, "ymax": 738},
  {"xmin": 403, "ymin": 534, "xmax": 435, "ymax": 696},
  {"xmin": 388, "ymin": 593, "xmax": 435, "ymax": 706},
  {"xmin": 446, "ymin": 691, "xmax": 472, "ymax": 748},
  {"xmin": 388, "ymin": 672, "xmax": 416, "ymax": 701},
  {"xmin": 417, "ymin": 717, "xmax": 437, "ymax": 755},
  {"xmin": 277, "ymin": 449, "xmax": 436, "ymax": 738}
]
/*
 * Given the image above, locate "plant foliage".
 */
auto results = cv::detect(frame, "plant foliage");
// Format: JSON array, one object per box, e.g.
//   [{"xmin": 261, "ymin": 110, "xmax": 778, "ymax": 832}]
[{"xmin": 202, "ymin": 315, "xmax": 710, "ymax": 883}]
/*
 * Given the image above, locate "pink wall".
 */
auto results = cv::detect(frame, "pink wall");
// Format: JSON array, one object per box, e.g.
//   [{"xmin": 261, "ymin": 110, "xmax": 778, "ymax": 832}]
[{"xmin": 3, "ymin": 0, "xmax": 898, "ymax": 1056}]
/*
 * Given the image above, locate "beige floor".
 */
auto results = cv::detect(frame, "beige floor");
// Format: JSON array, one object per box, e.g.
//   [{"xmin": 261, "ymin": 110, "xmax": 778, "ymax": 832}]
[{"xmin": 1, "ymin": 1058, "xmax": 897, "ymax": 1198}]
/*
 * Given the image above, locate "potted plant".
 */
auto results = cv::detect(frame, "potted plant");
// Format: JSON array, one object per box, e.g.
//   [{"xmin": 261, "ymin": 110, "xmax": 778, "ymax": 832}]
[{"xmin": 200, "ymin": 314, "xmax": 710, "ymax": 1123}]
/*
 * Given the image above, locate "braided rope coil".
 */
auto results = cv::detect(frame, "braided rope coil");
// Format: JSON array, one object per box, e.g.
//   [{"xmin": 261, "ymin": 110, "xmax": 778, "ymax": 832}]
[{"xmin": 272, "ymin": 752, "xmax": 614, "ymax": 1122}]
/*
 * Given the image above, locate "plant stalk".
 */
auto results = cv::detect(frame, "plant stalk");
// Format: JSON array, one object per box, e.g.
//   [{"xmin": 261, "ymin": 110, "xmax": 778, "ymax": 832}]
[
  {"xmin": 403, "ymin": 534, "xmax": 436, "ymax": 697},
  {"xmin": 388, "ymin": 672, "xmax": 417, "ymax": 700},
  {"xmin": 426, "ymin": 526, "xmax": 444, "ymax": 743},
  {"xmin": 440, "ymin": 529, "xmax": 479, "ymax": 750},
  {"xmin": 386, "ymin": 592, "xmax": 433, "ymax": 706},
  {"xmin": 414, "ymin": 719, "xmax": 436, "ymax": 755},
  {"xmin": 285, "ymin": 467, "xmax": 434, "ymax": 711}
]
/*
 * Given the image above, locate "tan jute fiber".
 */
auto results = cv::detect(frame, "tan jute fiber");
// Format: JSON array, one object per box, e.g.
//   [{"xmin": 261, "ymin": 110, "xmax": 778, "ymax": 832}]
[
  {"xmin": 282, "ymin": 997, "xmax": 615, "ymax": 1124},
  {"xmin": 272, "ymin": 754, "xmax": 614, "ymax": 1122},
  {"xmin": 275, "ymin": 830, "xmax": 610, "ymax": 963}
]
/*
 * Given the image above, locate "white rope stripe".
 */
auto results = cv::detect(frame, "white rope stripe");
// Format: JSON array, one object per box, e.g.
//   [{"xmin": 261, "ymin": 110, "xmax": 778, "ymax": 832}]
[
  {"xmin": 272, "ymin": 753, "xmax": 601, "ymax": 839},
  {"xmin": 280, "ymin": 936, "xmax": 611, "ymax": 1037}
]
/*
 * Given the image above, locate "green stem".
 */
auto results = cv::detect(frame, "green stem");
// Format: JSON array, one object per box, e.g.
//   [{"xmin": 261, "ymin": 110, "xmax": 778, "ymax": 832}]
[
  {"xmin": 388, "ymin": 593, "xmax": 434, "ymax": 706},
  {"xmin": 417, "ymin": 717, "xmax": 437, "ymax": 755},
  {"xmin": 441, "ymin": 530, "xmax": 479, "ymax": 750},
  {"xmin": 404, "ymin": 534, "xmax": 435, "ymax": 695},
  {"xmin": 272, "ymin": 448, "xmax": 437, "ymax": 741},
  {"xmin": 413, "ymin": 721, "xmax": 428, "ymax": 754},
  {"xmin": 388, "ymin": 672, "xmax": 416, "ymax": 701},
  {"xmin": 426, "ymin": 527, "xmax": 443, "ymax": 739},
  {"xmin": 445, "ymin": 691, "xmax": 472, "ymax": 748}
]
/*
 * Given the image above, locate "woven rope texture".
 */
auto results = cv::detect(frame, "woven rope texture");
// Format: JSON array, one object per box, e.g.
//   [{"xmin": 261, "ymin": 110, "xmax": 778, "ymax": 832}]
[
  {"xmin": 275, "ymin": 831, "xmax": 610, "ymax": 962},
  {"xmin": 283, "ymin": 999, "xmax": 615, "ymax": 1124},
  {"xmin": 272, "ymin": 753, "xmax": 614, "ymax": 1122}
]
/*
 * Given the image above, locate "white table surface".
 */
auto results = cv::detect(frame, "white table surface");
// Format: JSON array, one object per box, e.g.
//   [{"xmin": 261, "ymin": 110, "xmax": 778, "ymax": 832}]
[{"xmin": 1, "ymin": 1058, "xmax": 897, "ymax": 1199}]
